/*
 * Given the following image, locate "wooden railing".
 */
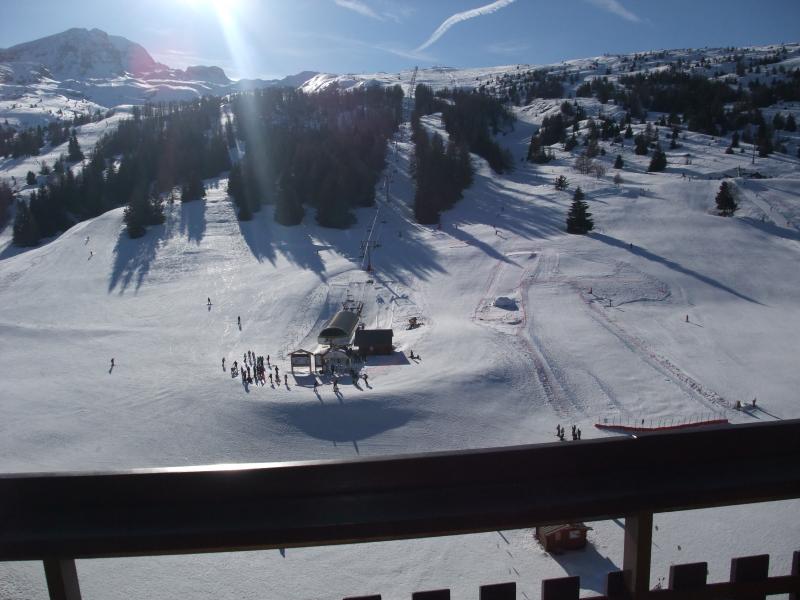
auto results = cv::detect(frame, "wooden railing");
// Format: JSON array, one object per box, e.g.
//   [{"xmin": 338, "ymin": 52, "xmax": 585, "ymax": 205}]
[{"xmin": 1, "ymin": 419, "xmax": 799, "ymax": 600}]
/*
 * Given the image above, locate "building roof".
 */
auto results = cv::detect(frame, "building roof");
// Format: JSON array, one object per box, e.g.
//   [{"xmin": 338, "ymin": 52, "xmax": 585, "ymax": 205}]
[
  {"xmin": 354, "ymin": 329, "xmax": 393, "ymax": 347},
  {"xmin": 537, "ymin": 523, "xmax": 591, "ymax": 537},
  {"xmin": 318, "ymin": 310, "xmax": 360, "ymax": 344}
]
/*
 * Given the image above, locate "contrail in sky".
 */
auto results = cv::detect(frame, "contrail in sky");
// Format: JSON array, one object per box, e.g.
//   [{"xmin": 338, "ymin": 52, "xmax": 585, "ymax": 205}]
[{"xmin": 416, "ymin": 0, "xmax": 516, "ymax": 52}]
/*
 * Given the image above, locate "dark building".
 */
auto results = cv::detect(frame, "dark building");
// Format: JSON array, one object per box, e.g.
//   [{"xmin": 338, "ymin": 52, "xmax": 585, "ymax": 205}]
[
  {"xmin": 535, "ymin": 523, "xmax": 591, "ymax": 553},
  {"xmin": 354, "ymin": 329, "xmax": 393, "ymax": 356}
]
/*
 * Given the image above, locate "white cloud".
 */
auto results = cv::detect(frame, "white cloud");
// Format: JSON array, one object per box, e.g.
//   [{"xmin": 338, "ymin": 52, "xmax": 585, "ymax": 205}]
[
  {"xmin": 585, "ymin": 0, "xmax": 640, "ymax": 22},
  {"xmin": 415, "ymin": 0, "xmax": 516, "ymax": 52},
  {"xmin": 334, "ymin": 0, "xmax": 384, "ymax": 21}
]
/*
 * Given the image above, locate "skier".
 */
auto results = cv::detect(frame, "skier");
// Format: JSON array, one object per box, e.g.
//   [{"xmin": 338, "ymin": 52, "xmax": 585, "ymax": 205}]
[
  {"xmin": 577, "ymin": 428, "xmax": 582, "ymax": 440},
  {"xmin": 233, "ymin": 360, "xmax": 238, "ymax": 371},
  {"xmin": 284, "ymin": 374, "xmax": 288, "ymax": 386},
  {"xmin": 110, "ymin": 358, "xmax": 115, "ymax": 368},
  {"xmin": 363, "ymin": 372, "xmax": 369, "ymax": 385},
  {"xmin": 275, "ymin": 365, "xmax": 279, "ymax": 379},
  {"xmin": 556, "ymin": 424, "xmax": 561, "ymax": 438},
  {"xmin": 752, "ymin": 397, "xmax": 757, "ymax": 407},
  {"xmin": 267, "ymin": 355, "xmax": 270, "ymax": 366},
  {"xmin": 313, "ymin": 380, "xmax": 319, "ymax": 393},
  {"xmin": 409, "ymin": 350, "xmax": 415, "ymax": 360},
  {"xmin": 243, "ymin": 352, "xmax": 247, "ymax": 364},
  {"xmin": 237, "ymin": 316, "xmax": 241, "ymax": 328},
  {"xmin": 333, "ymin": 380, "xmax": 339, "ymax": 394},
  {"xmin": 685, "ymin": 314, "xmax": 689, "ymax": 323},
  {"xmin": 222, "ymin": 357, "xmax": 225, "ymax": 371},
  {"xmin": 207, "ymin": 297, "xmax": 211, "ymax": 306},
  {"xmin": 269, "ymin": 373, "xmax": 273, "ymax": 385}
]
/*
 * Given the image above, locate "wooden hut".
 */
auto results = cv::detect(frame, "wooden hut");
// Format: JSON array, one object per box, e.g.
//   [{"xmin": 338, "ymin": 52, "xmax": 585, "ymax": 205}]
[{"xmin": 535, "ymin": 523, "xmax": 591, "ymax": 553}]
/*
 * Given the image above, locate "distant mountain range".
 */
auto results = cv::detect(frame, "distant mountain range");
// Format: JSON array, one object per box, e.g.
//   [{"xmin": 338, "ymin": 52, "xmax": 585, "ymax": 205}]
[{"xmin": 0, "ymin": 28, "xmax": 319, "ymax": 123}]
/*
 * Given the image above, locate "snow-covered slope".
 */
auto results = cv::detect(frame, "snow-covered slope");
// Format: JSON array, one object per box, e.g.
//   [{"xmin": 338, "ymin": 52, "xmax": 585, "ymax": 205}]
[
  {"xmin": 2, "ymin": 38, "xmax": 800, "ymax": 600},
  {"xmin": 1, "ymin": 102, "xmax": 800, "ymax": 598}
]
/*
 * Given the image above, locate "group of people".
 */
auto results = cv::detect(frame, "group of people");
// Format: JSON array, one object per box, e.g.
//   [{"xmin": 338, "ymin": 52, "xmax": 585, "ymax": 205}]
[
  {"xmin": 225, "ymin": 350, "xmax": 284, "ymax": 387},
  {"xmin": 556, "ymin": 424, "xmax": 582, "ymax": 441}
]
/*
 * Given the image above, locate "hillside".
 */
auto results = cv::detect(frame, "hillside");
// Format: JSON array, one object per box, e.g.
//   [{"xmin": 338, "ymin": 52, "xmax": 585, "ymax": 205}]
[{"xmin": 1, "ymin": 39, "xmax": 800, "ymax": 600}]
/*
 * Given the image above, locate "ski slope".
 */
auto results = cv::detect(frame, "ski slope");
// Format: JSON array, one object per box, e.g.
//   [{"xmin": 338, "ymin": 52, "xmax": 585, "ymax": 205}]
[{"xmin": 2, "ymin": 91, "xmax": 800, "ymax": 600}]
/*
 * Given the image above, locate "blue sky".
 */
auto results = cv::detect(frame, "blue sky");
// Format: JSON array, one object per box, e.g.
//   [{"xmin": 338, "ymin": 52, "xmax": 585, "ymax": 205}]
[{"xmin": 1, "ymin": 0, "xmax": 798, "ymax": 80}]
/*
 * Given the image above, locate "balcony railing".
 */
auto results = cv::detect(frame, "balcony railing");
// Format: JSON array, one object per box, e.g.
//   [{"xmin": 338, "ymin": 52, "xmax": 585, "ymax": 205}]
[{"xmin": 1, "ymin": 419, "xmax": 799, "ymax": 600}]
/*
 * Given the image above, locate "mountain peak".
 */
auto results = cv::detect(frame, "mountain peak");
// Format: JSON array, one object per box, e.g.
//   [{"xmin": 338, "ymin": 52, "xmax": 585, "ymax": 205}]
[{"xmin": 0, "ymin": 27, "xmax": 164, "ymax": 79}]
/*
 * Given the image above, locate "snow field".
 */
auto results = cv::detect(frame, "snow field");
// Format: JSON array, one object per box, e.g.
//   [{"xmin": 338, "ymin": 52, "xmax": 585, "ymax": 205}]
[{"xmin": 1, "ymin": 94, "xmax": 800, "ymax": 600}]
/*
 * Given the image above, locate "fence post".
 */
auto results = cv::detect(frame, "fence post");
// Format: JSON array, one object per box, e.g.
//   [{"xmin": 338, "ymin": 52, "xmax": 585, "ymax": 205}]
[
  {"xmin": 623, "ymin": 511, "xmax": 653, "ymax": 600},
  {"xmin": 542, "ymin": 576, "xmax": 579, "ymax": 600},
  {"xmin": 730, "ymin": 554, "xmax": 769, "ymax": 600},
  {"xmin": 790, "ymin": 551, "xmax": 800, "ymax": 600},
  {"xmin": 43, "ymin": 559, "xmax": 82, "ymax": 600},
  {"xmin": 669, "ymin": 562, "xmax": 708, "ymax": 591}
]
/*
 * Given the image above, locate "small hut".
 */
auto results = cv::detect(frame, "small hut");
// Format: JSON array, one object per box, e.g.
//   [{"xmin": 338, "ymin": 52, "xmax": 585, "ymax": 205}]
[
  {"xmin": 289, "ymin": 349, "xmax": 314, "ymax": 374},
  {"xmin": 314, "ymin": 346, "xmax": 352, "ymax": 374},
  {"xmin": 354, "ymin": 329, "xmax": 393, "ymax": 356},
  {"xmin": 535, "ymin": 523, "xmax": 591, "ymax": 553}
]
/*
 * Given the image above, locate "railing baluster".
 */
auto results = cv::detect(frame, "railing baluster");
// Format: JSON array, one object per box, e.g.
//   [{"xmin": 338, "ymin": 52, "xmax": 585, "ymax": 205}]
[
  {"xmin": 606, "ymin": 570, "xmax": 627, "ymax": 599},
  {"xmin": 623, "ymin": 511, "xmax": 653, "ymax": 600},
  {"xmin": 789, "ymin": 551, "xmax": 799, "ymax": 600},
  {"xmin": 480, "ymin": 582, "xmax": 516, "ymax": 600},
  {"xmin": 730, "ymin": 554, "xmax": 769, "ymax": 600},
  {"xmin": 669, "ymin": 562, "xmax": 708, "ymax": 591},
  {"xmin": 412, "ymin": 590, "xmax": 450, "ymax": 600},
  {"xmin": 43, "ymin": 558, "xmax": 82, "ymax": 600},
  {"xmin": 542, "ymin": 575, "xmax": 579, "ymax": 600}
]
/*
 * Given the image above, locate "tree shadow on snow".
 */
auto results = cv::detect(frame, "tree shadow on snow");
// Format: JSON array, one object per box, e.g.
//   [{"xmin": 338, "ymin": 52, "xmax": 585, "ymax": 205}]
[
  {"xmin": 237, "ymin": 209, "xmax": 278, "ymax": 267},
  {"xmin": 265, "ymin": 400, "xmax": 417, "ymax": 443},
  {"xmin": 107, "ymin": 223, "xmax": 166, "ymax": 294},
  {"xmin": 591, "ymin": 233, "xmax": 763, "ymax": 305},
  {"xmin": 179, "ymin": 199, "xmax": 206, "ymax": 245},
  {"xmin": 549, "ymin": 542, "xmax": 620, "ymax": 594}
]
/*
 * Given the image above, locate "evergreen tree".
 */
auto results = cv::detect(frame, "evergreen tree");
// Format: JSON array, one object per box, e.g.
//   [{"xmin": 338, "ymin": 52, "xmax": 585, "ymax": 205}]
[
  {"xmin": 614, "ymin": 154, "xmax": 624, "ymax": 169},
  {"xmin": 67, "ymin": 132, "xmax": 84, "ymax": 162},
  {"xmin": 786, "ymin": 114, "xmax": 797, "ymax": 132},
  {"xmin": 26, "ymin": 171, "xmax": 36, "ymax": 186},
  {"xmin": 181, "ymin": 173, "xmax": 205, "ymax": 202},
  {"xmin": 274, "ymin": 174, "xmax": 304, "ymax": 226},
  {"xmin": 566, "ymin": 187, "xmax": 594, "ymax": 234},
  {"xmin": 715, "ymin": 181, "xmax": 737, "ymax": 216},
  {"xmin": 123, "ymin": 184, "xmax": 164, "ymax": 238},
  {"xmin": 554, "ymin": 175, "xmax": 569, "ymax": 191},
  {"xmin": 0, "ymin": 180, "xmax": 13, "ymax": 227},
  {"xmin": 12, "ymin": 200, "xmax": 41, "ymax": 246},
  {"xmin": 731, "ymin": 131, "xmax": 740, "ymax": 148},
  {"xmin": 648, "ymin": 146, "xmax": 667, "ymax": 172}
]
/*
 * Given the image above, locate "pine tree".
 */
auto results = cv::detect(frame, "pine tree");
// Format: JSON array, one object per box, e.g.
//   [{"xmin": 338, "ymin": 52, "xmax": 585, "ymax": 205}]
[
  {"xmin": 67, "ymin": 132, "xmax": 84, "ymax": 162},
  {"xmin": 715, "ymin": 181, "xmax": 737, "ymax": 216},
  {"xmin": 786, "ymin": 114, "xmax": 797, "ymax": 132},
  {"xmin": 26, "ymin": 171, "xmax": 36, "ymax": 186},
  {"xmin": 566, "ymin": 187, "xmax": 594, "ymax": 234},
  {"xmin": 613, "ymin": 154, "xmax": 624, "ymax": 169},
  {"xmin": 0, "ymin": 180, "xmax": 14, "ymax": 227},
  {"xmin": 12, "ymin": 200, "xmax": 41, "ymax": 246},
  {"xmin": 554, "ymin": 175, "xmax": 569, "ymax": 191},
  {"xmin": 648, "ymin": 146, "xmax": 667, "ymax": 172},
  {"xmin": 124, "ymin": 184, "xmax": 164, "ymax": 238},
  {"xmin": 181, "ymin": 174, "xmax": 205, "ymax": 202},
  {"xmin": 274, "ymin": 174, "xmax": 304, "ymax": 226}
]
